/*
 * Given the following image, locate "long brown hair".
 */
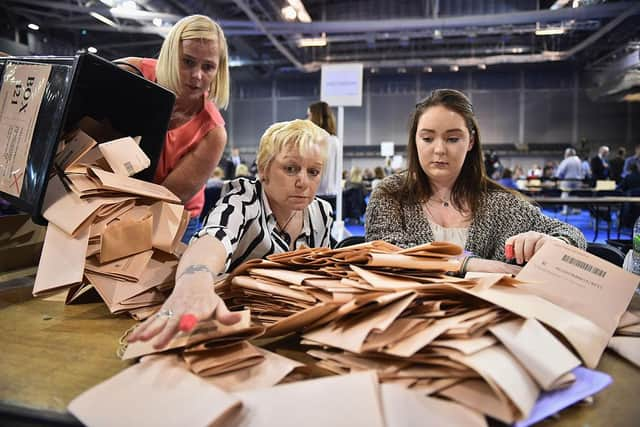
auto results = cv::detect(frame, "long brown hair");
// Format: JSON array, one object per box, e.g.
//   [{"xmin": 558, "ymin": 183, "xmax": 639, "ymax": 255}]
[
  {"xmin": 398, "ymin": 89, "xmax": 508, "ymax": 213},
  {"xmin": 308, "ymin": 101, "xmax": 337, "ymax": 136}
]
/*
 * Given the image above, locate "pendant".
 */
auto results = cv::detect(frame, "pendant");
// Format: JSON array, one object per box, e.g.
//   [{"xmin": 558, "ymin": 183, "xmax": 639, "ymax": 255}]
[{"xmin": 443, "ymin": 202, "xmax": 449, "ymax": 207}]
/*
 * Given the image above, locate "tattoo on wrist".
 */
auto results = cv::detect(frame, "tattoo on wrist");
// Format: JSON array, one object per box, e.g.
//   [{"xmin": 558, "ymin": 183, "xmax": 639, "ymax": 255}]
[{"xmin": 177, "ymin": 264, "xmax": 215, "ymax": 281}]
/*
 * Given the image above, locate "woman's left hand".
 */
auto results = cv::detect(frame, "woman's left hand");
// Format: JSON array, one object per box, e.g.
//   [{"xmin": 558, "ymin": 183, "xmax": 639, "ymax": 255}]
[{"xmin": 505, "ymin": 231, "xmax": 564, "ymax": 265}]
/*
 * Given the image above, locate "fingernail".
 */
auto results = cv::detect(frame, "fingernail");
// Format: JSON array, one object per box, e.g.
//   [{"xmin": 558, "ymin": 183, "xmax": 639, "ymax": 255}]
[
  {"xmin": 505, "ymin": 244, "xmax": 514, "ymax": 259},
  {"xmin": 179, "ymin": 314, "xmax": 198, "ymax": 332}
]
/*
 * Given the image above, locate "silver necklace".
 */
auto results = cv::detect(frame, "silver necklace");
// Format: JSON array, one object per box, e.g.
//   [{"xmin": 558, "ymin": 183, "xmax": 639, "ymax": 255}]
[
  {"xmin": 277, "ymin": 211, "xmax": 298, "ymax": 233},
  {"xmin": 428, "ymin": 195, "xmax": 451, "ymax": 208}
]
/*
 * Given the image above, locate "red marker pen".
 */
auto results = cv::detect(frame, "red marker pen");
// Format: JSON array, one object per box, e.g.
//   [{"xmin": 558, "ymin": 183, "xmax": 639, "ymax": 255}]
[{"xmin": 505, "ymin": 243, "xmax": 515, "ymax": 260}]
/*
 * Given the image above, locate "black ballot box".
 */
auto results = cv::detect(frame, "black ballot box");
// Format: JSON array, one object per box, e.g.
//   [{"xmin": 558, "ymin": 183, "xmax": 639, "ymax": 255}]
[{"xmin": 0, "ymin": 53, "xmax": 175, "ymax": 224}]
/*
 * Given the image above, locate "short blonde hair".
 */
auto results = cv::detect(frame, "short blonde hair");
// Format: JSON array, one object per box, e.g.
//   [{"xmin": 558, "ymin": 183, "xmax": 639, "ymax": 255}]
[
  {"xmin": 235, "ymin": 163, "xmax": 249, "ymax": 177},
  {"xmin": 349, "ymin": 166, "xmax": 363, "ymax": 183},
  {"xmin": 256, "ymin": 120, "xmax": 329, "ymax": 177},
  {"xmin": 156, "ymin": 15, "xmax": 229, "ymax": 109}
]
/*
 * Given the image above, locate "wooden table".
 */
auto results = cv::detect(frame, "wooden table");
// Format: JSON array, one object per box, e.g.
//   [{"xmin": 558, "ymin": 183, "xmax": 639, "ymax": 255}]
[{"xmin": 1, "ymin": 277, "xmax": 639, "ymax": 426}]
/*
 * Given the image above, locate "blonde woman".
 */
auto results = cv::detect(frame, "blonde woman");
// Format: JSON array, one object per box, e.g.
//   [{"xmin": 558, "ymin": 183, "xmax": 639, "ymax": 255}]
[
  {"xmin": 128, "ymin": 119, "xmax": 333, "ymax": 347},
  {"xmin": 118, "ymin": 15, "xmax": 230, "ymax": 242}
]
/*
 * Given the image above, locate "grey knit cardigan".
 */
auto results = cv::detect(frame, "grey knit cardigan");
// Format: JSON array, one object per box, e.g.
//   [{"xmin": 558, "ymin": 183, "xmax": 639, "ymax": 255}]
[{"xmin": 365, "ymin": 174, "xmax": 587, "ymax": 261}]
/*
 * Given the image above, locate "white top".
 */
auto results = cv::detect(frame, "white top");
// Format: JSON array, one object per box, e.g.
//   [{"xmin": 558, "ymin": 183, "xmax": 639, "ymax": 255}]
[
  {"xmin": 317, "ymin": 135, "xmax": 341, "ymax": 196},
  {"xmin": 428, "ymin": 220, "xmax": 469, "ymax": 249}
]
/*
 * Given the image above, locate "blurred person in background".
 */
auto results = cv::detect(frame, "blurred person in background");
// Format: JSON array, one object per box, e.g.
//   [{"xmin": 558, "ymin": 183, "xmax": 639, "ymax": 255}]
[
  {"xmin": 622, "ymin": 144, "xmax": 640, "ymax": 178},
  {"xmin": 609, "ymin": 147, "xmax": 626, "ymax": 184},
  {"xmin": 371, "ymin": 166, "xmax": 386, "ymax": 190},
  {"xmin": 235, "ymin": 163, "xmax": 250, "ymax": 178},
  {"xmin": 205, "ymin": 166, "xmax": 225, "ymax": 189},
  {"xmin": 617, "ymin": 162, "xmax": 640, "ymax": 192},
  {"xmin": 556, "ymin": 147, "xmax": 584, "ymax": 215},
  {"xmin": 307, "ymin": 101, "xmax": 341, "ymax": 212},
  {"xmin": 590, "ymin": 145, "xmax": 610, "ymax": 182},
  {"xmin": 498, "ymin": 168, "xmax": 518, "ymax": 190}
]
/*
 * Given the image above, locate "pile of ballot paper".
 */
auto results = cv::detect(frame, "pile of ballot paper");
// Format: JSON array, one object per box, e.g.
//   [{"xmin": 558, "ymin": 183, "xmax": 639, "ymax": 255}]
[
  {"xmin": 32, "ymin": 127, "xmax": 190, "ymax": 318},
  {"xmin": 206, "ymin": 239, "xmax": 639, "ymax": 424},
  {"xmin": 68, "ymin": 362, "xmax": 490, "ymax": 427}
]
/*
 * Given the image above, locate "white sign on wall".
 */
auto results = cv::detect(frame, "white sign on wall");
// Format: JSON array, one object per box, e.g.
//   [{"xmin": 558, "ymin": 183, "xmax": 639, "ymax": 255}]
[
  {"xmin": 320, "ymin": 63, "xmax": 363, "ymax": 107},
  {"xmin": 380, "ymin": 141, "xmax": 395, "ymax": 157}
]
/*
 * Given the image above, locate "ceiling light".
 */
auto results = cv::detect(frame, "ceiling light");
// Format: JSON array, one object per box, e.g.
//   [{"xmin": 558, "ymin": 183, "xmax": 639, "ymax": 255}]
[
  {"xmin": 297, "ymin": 10, "xmax": 311, "ymax": 23},
  {"xmin": 283, "ymin": 1, "xmax": 312, "ymax": 23},
  {"xmin": 423, "ymin": 66, "xmax": 432, "ymax": 73},
  {"xmin": 27, "ymin": 23, "xmax": 39, "ymax": 31},
  {"xmin": 120, "ymin": 0, "xmax": 139, "ymax": 10},
  {"xmin": 87, "ymin": 46, "xmax": 98, "ymax": 54},
  {"xmin": 297, "ymin": 34, "xmax": 327, "ymax": 47},
  {"xmin": 281, "ymin": 6, "xmax": 297, "ymax": 21},
  {"xmin": 477, "ymin": 64, "xmax": 487, "ymax": 70},
  {"xmin": 89, "ymin": 11, "xmax": 118, "ymax": 28},
  {"xmin": 550, "ymin": 0, "xmax": 571, "ymax": 10},
  {"xmin": 450, "ymin": 65, "xmax": 459, "ymax": 72},
  {"xmin": 152, "ymin": 18, "xmax": 163, "ymax": 27},
  {"xmin": 370, "ymin": 67, "xmax": 378, "ymax": 74},
  {"xmin": 511, "ymin": 47, "xmax": 525, "ymax": 53},
  {"xmin": 433, "ymin": 29, "xmax": 443, "ymax": 40},
  {"xmin": 397, "ymin": 67, "xmax": 407, "ymax": 74},
  {"xmin": 535, "ymin": 27, "xmax": 566, "ymax": 36},
  {"xmin": 622, "ymin": 93, "xmax": 640, "ymax": 102}
]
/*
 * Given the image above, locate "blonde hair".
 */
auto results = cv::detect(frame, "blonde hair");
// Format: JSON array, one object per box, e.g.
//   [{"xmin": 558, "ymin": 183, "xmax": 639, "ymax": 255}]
[
  {"xmin": 211, "ymin": 166, "xmax": 224, "ymax": 179},
  {"xmin": 156, "ymin": 15, "xmax": 229, "ymax": 109},
  {"xmin": 349, "ymin": 166, "xmax": 363, "ymax": 183},
  {"xmin": 256, "ymin": 120, "xmax": 329, "ymax": 177},
  {"xmin": 235, "ymin": 163, "xmax": 249, "ymax": 177}
]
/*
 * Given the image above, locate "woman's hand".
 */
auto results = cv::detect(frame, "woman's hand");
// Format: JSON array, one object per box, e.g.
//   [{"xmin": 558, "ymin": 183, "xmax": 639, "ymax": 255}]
[
  {"xmin": 127, "ymin": 271, "xmax": 241, "ymax": 349},
  {"xmin": 465, "ymin": 257, "xmax": 522, "ymax": 275},
  {"xmin": 505, "ymin": 231, "xmax": 564, "ymax": 265}
]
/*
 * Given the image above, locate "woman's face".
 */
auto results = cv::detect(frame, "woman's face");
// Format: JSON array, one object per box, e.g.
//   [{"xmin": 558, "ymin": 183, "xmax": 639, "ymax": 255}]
[
  {"xmin": 178, "ymin": 38, "xmax": 219, "ymax": 101},
  {"xmin": 415, "ymin": 105, "xmax": 473, "ymax": 187},
  {"xmin": 262, "ymin": 144, "xmax": 324, "ymax": 212}
]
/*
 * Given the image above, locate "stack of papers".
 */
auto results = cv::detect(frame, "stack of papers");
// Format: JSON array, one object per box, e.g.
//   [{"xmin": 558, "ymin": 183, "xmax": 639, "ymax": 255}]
[
  {"xmin": 215, "ymin": 240, "xmax": 638, "ymax": 423},
  {"xmin": 32, "ymin": 129, "xmax": 189, "ymax": 317},
  {"xmin": 68, "ymin": 359, "xmax": 488, "ymax": 427}
]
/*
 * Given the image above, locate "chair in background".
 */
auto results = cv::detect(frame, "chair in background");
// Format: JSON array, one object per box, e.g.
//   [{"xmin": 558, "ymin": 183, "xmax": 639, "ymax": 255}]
[
  {"xmin": 335, "ymin": 235, "xmax": 366, "ymax": 249},
  {"xmin": 568, "ymin": 189, "xmax": 619, "ymax": 241},
  {"xmin": 342, "ymin": 187, "xmax": 367, "ymax": 225},
  {"xmin": 200, "ymin": 186, "xmax": 222, "ymax": 223},
  {"xmin": 539, "ymin": 187, "xmax": 563, "ymax": 214},
  {"xmin": 617, "ymin": 188, "xmax": 640, "ymax": 238},
  {"xmin": 586, "ymin": 242, "xmax": 626, "ymax": 267}
]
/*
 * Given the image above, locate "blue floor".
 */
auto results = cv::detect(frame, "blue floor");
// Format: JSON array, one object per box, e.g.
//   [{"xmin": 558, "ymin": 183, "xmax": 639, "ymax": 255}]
[{"xmin": 344, "ymin": 208, "xmax": 630, "ymax": 244}]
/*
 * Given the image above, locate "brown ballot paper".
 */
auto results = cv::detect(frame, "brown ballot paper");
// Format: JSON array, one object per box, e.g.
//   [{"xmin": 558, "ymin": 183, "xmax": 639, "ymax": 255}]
[
  {"xmin": 489, "ymin": 318, "xmax": 580, "ymax": 391},
  {"xmin": 224, "ymin": 371, "xmax": 384, "ymax": 427},
  {"xmin": 205, "ymin": 348, "xmax": 304, "ymax": 392},
  {"xmin": 516, "ymin": 240, "xmax": 639, "ymax": 347},
  {"xmin": 380, "ymin": 384, "xmax": 487, "ymax": 427},
  {"xmin": 68, "ymin": 354, "xmax": 240, "ymax": 427},
  {"xmin": 608, "ymin": 336, "xmax": 640, "ymax": 367},
  {"xmin": 33, "ymin": 223, "xmax": 89, "ymax": 296},
  {"xmin": 98, "ymin": 136, "xmax": 150, "ymax": 177}
]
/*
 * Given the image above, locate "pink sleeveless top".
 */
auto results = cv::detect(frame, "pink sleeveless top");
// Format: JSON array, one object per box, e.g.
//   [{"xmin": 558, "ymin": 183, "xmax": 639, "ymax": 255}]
[{"xmin": 140, "ymin": 58, "xmax": 225, "ymax": 218}]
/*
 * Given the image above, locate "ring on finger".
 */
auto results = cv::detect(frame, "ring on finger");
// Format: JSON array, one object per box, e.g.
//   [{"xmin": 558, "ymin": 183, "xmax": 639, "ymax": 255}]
[{"xmin": 155, "ymin": 309, "xmax": 174, "ymax": 320}]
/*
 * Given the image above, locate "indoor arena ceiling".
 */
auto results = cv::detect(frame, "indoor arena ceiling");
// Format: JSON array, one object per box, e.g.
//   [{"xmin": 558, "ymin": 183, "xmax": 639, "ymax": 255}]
[{"xmin": 2, "ymin": 0, "xmax": 640, "ymax": 82}]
